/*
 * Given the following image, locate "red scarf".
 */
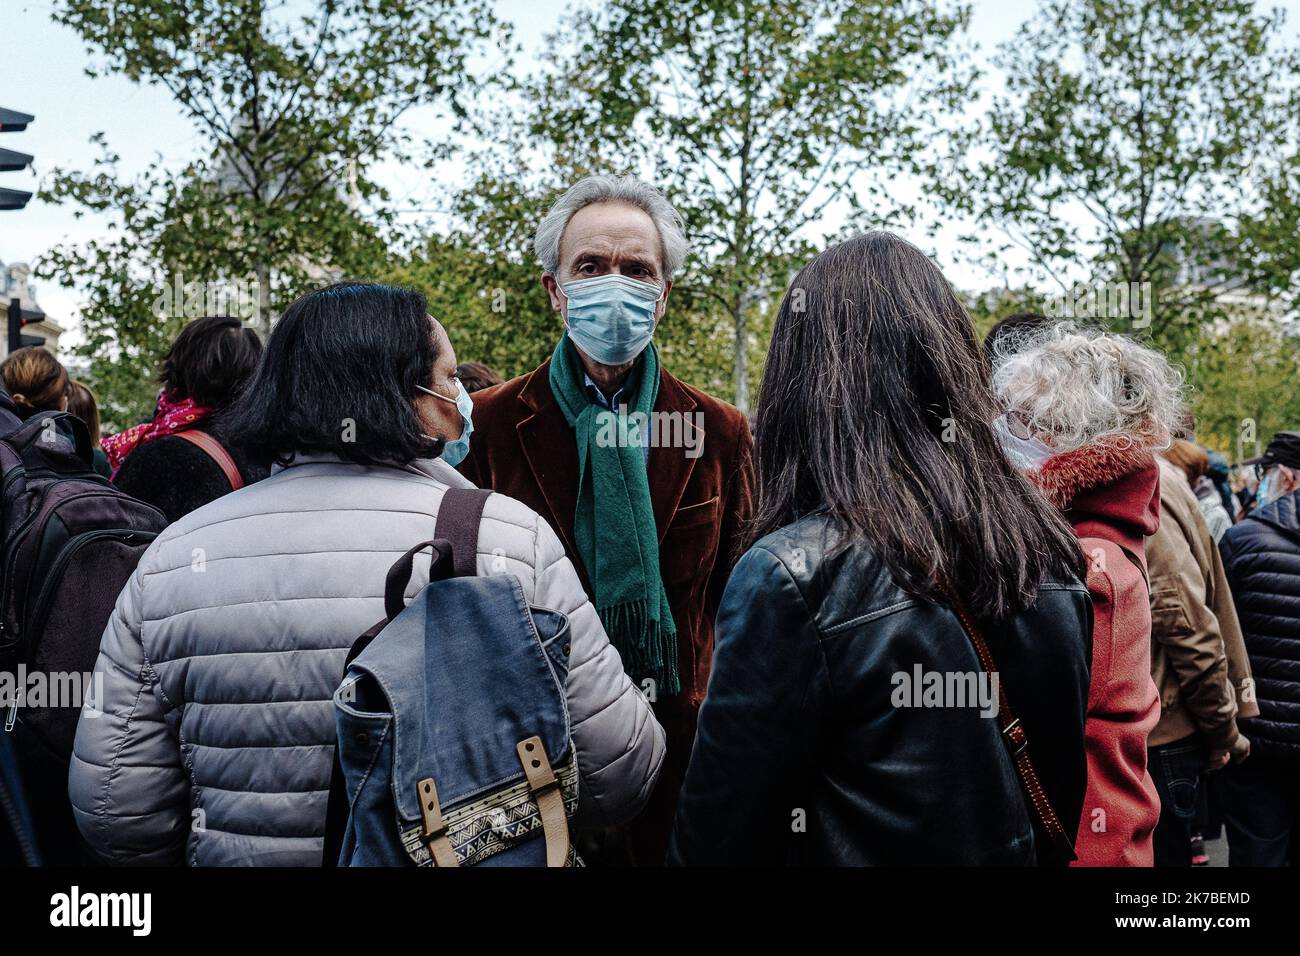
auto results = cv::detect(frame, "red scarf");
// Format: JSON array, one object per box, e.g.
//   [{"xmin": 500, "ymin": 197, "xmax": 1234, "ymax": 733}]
[{"xmin": 103, "ymin": 391, "xmax": 213, "ymax": 473}]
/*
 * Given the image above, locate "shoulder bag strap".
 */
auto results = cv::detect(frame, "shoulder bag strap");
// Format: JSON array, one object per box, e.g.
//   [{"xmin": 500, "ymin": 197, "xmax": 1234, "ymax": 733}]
[
  {"xmin": 945, "ymin": 591, "xmax": 1078, "ymax": 864},
  {"xmin": 433, "ymin": 487, "xmax": 492, "ymax": 578},
  {"xmin": 174, "ymin": 429, "xmax": 243, "ymax": 491}
]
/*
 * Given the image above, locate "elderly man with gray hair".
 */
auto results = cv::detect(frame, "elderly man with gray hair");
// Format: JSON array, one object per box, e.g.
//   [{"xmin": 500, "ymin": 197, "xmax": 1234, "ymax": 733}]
[{"xmin": 458, "ymin": 174, "xmax": 755, "ymax": 865}]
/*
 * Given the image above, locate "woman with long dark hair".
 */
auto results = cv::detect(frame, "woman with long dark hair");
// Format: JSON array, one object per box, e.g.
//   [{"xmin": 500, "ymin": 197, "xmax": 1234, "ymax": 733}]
[{"xmin": 668, "ymin": 232, "xmax": 1092, "ymax": 865}]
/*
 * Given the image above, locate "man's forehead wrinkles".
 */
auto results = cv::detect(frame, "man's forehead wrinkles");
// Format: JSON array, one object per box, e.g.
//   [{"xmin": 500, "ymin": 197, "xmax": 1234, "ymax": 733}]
[
  {"xmin": 568, "ymin": 234, "xmax": 658, "ymax": 252},
  {"xmin": 569, "ymin": 247, "xmax": 656, "ymax": 262},
  {"xmin": 564, "ymin": 243, "xmax": 660, "ymax": 269}
]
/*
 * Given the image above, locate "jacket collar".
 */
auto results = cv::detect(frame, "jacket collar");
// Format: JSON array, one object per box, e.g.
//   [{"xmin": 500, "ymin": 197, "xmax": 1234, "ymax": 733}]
[
  {"xmin": 0, "ymin": 381, "xmax": 22, "ymax": 435},
  {"xmin": 1029, "ymin": 440, "xmax": 1161, "ymax": 561},
  {"xmin": 515, "ymin": 355, "xmax": 702, "ymax": 551},
  {"xmin": 1247, "ymin": 487, "xmax": 1300, "ymax": 541},
  {"xmin": 271, "ymin": 451, "xmax": 471, "ymax": 488},
  {"xmin": 405, "ymin": 456, "xmax": 476, "ymax": 488}
]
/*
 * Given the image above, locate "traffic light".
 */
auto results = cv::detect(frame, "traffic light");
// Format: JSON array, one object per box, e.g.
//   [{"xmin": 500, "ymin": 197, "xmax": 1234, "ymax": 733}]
[
  {"xmin": 7, "ymin": 299, "xmax": 44, "ymax": 353},
  {"xmin": 0, "ymin": 107, "xmax": 34, "ymax": 212}
]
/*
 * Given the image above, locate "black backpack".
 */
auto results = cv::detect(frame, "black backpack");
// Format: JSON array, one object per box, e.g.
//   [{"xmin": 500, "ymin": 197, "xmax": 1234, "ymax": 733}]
[{"xmin": 0, "ymin": 399, "xmax": 168, "ymax": 864}]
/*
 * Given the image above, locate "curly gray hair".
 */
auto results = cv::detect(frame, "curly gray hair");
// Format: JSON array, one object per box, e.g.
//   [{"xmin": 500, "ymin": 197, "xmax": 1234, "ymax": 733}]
[
  {"xmin": 533, "ymin": 174, "xmax": 689, "ymax": 279},
  {"xmin": 991, "ymin": 323, "xmax": 1187, "ymax": 455}
]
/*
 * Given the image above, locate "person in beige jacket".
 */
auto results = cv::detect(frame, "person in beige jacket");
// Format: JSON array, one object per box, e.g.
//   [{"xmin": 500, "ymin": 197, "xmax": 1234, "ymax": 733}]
[{"xmin": 1147, "ymin": 454, "xmax": 1258, "ymax": 865}]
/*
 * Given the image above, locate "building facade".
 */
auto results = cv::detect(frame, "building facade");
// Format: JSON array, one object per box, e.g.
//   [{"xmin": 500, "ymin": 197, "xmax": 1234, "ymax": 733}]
[{"xmin": 1, "ymin": 259, "xmax": 63, "ymax": 358}]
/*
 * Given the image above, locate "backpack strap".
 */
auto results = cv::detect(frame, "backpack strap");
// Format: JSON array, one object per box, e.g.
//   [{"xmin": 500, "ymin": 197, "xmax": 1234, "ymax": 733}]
[
  {"xmin": 384, "ymin": 539, "xmax": 455, "ymax": 620},
  {"xmin": 517, "ymin": 736, "xmax": 571, "ymax": 867},
  {"xmin": 174, "ymin": 430, "xmax": 243, "ymax": 491},
  {"xmin": 945, "ymin": 591, "xmax": 1078, "ymax": 864},
  {"xmin": 433, "ymin": 488, "xmax": 492, "ymax": 578},
  {"xmin": 415, "ymin": 777, "xmax": 459, "ymax": 867}
]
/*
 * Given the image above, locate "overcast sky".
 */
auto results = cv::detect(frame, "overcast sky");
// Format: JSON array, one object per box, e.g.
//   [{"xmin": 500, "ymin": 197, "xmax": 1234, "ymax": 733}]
[{"xmin": 2, "ymin": 0, "xmax": 1297, "ymax": 342}]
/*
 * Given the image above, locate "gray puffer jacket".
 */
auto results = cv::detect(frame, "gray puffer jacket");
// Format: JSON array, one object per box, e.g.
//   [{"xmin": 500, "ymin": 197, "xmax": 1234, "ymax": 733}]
[{"xmin": 69, "ymin": 455, "xmax": 665, "ymax": 865}]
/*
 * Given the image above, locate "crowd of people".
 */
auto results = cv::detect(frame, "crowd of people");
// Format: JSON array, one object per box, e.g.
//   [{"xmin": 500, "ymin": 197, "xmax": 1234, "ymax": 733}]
[{"xmin": 0, "ymin": 173, "xmax": 1296, "ymax": 867}]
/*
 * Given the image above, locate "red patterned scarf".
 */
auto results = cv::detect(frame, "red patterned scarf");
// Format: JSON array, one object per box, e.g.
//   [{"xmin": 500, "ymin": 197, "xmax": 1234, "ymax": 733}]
[{"xmin": 103, "ymin": 390, "xmax": 213, "ymax": 473}]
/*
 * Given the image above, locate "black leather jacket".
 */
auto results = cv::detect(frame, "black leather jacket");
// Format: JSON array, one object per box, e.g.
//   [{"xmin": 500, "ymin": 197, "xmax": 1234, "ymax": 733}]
[{"xmin": 668, "ymin": 515, "xmax": 1092, "ymax": 865}]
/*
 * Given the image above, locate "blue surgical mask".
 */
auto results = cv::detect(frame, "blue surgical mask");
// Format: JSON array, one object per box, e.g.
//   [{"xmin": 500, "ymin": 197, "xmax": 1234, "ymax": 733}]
[
  {"xmin": 1257, "ymin": 471, "xmax": 1276, "ymax": 506},
  {"xmin": 558, "ymin": 274, "xmax": 662, "ymax": 366},
  {"xmin": 418, "ymin": 379, "xmax": 474, "ymax": 467},
  {"xmin": 992, "ymin": 413, "xmax": 1054, "ymax": 471}
]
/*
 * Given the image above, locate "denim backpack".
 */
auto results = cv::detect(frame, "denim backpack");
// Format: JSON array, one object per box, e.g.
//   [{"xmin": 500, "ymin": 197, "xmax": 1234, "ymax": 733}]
[{"xmin": 324, "ymin": 488, "xmax": 579, "ymax": 867}]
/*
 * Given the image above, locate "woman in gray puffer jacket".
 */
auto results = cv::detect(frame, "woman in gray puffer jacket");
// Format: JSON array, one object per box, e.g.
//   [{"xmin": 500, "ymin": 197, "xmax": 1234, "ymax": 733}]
[{"xmin": 69, "ymin": 283, "xmax": 665, "ymax": 866}]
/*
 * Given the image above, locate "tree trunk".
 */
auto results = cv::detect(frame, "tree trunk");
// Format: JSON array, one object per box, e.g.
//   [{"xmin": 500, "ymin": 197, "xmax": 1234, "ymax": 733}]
[
  {"xmin": 256, "ymin": 262, "xmax": 272, "ymax": 338},
  {"xmin": 733, "ymin": 293, "xmax": 749, "ymax": 413}
]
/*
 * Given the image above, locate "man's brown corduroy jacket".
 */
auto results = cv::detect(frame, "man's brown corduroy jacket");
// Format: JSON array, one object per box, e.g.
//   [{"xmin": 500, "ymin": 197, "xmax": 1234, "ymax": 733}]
[{"xmin": 459, "ymin": 355, "xmax": 755, "ymax": 863}]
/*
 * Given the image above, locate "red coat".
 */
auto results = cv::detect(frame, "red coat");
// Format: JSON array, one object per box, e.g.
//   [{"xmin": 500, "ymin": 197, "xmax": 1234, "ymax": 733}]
[{"xmin": 1032, "ymin": 443, "xmax": 1162, "ymax": 866}]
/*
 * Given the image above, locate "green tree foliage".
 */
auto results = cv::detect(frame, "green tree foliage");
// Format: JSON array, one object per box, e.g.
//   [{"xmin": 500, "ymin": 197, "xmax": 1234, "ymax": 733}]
[
  {"xmin": 527, "ymin": 0, "xmax": 976, "ymax": 410},
  {"xmin": 37, "ymin": 0, "xmax": 500, "ymax": 427},
  {"xmin": 31, "ymin": 0, "xmax": 1300, "ymax": 441},
  {"xmin": 1183, "ymin": 318, "xmax": 1300, "ymax": 459},
  {"xmin": 960, "ymin": 285, "xmax": 1053, "ymax": 344},
  {"xmin": 388, "ymin": 170, "xmax": 560, "ymax": 381},
  {"xmin": 1240, "ymin": 150, "xmax": 1300, "ymax": 317},
  {"xmin": 947, "ymin": 0, "xmax": 1300, "ymax": 353}
]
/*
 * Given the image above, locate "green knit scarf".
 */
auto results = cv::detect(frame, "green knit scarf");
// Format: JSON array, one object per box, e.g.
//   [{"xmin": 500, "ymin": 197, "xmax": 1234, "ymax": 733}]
[{"xmin": 548, "ymin": 337, "xmax": 679, "ymax": 696}]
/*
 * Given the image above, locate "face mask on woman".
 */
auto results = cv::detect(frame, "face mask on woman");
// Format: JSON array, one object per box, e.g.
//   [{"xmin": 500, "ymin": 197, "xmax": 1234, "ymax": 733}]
[
  {"xmin": 558, "ymin": 274, "xmax": 663, "ymax": 366},
  {"xmin": 417, "ymin": 379, "xmax": 474, "ymax": 467},
  {"xmin": 992, "ymin": 412, "xmax": 1054, "ymax": 472}
]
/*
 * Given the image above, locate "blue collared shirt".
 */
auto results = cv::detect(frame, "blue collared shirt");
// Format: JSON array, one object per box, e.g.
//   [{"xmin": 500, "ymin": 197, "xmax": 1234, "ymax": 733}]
[{"xmin": 583, "ymin": 371, "xmax": 650, "ymax": 466}]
